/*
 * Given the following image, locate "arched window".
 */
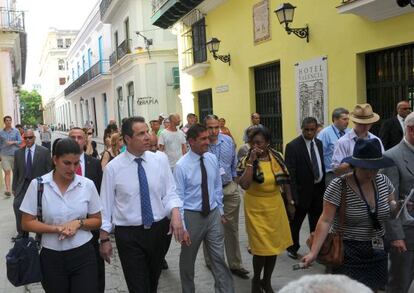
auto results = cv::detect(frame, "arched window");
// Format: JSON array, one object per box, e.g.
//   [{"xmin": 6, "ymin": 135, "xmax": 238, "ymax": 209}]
[
  {"xmin": 58, "ymin": 59, "xmax": 65, "ymax": 70},
  {"xmin": 117, "ymin": 86, "xmax": 124, "ymax": 125},
  {"xmin": 127, "ymin": 82, "xmax": 135, "ymax": 116}
]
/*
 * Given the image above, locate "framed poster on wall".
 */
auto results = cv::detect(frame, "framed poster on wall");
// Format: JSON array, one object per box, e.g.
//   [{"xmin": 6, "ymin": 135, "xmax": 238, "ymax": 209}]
[
  {"xmin": 253, "ymin": 0, "xmax": 270, "ymax": 44},
  {"xmin": 295, "ymin": 56, "xmax": 329, "ymax": 133}
]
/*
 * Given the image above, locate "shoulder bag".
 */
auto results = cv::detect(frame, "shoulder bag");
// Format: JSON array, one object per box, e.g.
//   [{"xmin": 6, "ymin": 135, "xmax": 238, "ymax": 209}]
[
  {"xmin": 6, "ymin": 177, "xmax": 44, "ymax": 286},
  {"xmin": 306, "ymin": 177, "xmax": 347, "ymax": 267}
]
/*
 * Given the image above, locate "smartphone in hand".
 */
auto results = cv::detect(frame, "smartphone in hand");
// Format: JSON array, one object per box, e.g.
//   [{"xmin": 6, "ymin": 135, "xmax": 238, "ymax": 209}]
[{"xmin": 292, "ymin": 263, "xmax": 309, "ymax": 270}]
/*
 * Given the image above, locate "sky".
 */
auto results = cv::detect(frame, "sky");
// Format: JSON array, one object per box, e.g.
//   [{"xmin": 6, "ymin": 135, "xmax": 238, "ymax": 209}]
[{"xmin": 17, "ymin": 0, "xmax": 99, "ymax": 90}]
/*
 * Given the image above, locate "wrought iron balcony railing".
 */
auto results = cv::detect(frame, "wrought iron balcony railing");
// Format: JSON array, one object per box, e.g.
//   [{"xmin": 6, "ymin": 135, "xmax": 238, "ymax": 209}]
[
  {"xmin": 109, "ymin": 39, "xmax": 131, "ymax": 67},
  {"xmin": 0, "ymin": 8, "xmax": 25, "ymax": 32},
  {"xmin": 152, "ymin": 0, "xmax": 169, "ymax": 15},
  {"xmin": 64, "ymin": 60, "xmax": 109, "ymax": 96},
  {"xmin": 99, "ymin": 0, "xmax": 112, "ymax": 19}
]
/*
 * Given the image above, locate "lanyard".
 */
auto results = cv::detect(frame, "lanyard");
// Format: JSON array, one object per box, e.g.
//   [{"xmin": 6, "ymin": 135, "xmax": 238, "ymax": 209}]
[
  {"xmin": 331, "ymin": 125, "xmax": 341, "ymax": 139},
  {"xmin": 208, "ymin": 143, "xmax": 222, "ymax": 166},
  {"xmin": 353, "ymin": 171, "xmax": 382, "ymax": 231}
]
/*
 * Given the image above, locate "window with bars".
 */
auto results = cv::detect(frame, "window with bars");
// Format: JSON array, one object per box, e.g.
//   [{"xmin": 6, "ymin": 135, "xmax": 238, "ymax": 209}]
[
  {"xmin": 366, "ymin": 44, "xmax": 414, "ymax": 132},
  {"xmin": 254, "ymin": 62, "xmax": 283, "ymax": 152},
  {"xmin": 181, "ymin": 18, "xmax": 207, "ymax": 68}
]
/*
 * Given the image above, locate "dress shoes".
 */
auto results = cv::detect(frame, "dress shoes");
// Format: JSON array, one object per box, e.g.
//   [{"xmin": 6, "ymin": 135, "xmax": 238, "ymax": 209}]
[{"xmin": 231, "ymin": 268, "xmax": 250, "ymax": 279}]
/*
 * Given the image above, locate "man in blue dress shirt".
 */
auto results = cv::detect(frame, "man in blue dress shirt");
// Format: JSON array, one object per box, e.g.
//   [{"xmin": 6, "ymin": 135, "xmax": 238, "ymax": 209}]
[
  {"xmin": 203, "ymin": 114, "xmax": 249, "ymax": 279},
  {"xmin": 317, "ymin": 107, "xmax": 349, "ymax": 185},
  {"xmin": 174, "ymin": 123, "xmax": 235, "ymax": 293}
]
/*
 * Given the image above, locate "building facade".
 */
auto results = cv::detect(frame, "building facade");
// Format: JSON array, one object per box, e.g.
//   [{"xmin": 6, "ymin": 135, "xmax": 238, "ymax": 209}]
[
  {"xmin": 0, "ymin": 0, "xmax": 26, "ymax": 125},
  {"xmin": 152, "ymin": 0, "xmax": 414, "ymax": 150},
  {"xmin": 63, "ymin": 2, "xmax": 113, "ymax": 138},
  {"xmin": 100, "ymin": 0, "xmax": 181, "ymax": 126},
  {"xmin": 39, "ymin": 28, "xmax": 78, "ymax": 127}
]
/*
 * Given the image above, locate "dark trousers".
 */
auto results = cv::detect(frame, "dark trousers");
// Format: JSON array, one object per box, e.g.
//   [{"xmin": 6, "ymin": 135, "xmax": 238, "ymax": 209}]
[
  {"xmin": 115, "ymin": 218, "xmax": 170, "ymax": 293},
  {"xmin": 289, "ymin": 189, "xmax": 323, "ymax": 252},
  {"xmin": 42, "ymin": 141, "xmax": 51, "ymax": 151},
  {"xmin": 13, "ymin": 180, "xmax": 30, "ymax": 236},
  {"xmin": 91, "ymin": 230, "xmax": 105, "ymax": 293},
  {"xmin": 40, "ymin": 241, "xmax": 98, "ymax": 293}
]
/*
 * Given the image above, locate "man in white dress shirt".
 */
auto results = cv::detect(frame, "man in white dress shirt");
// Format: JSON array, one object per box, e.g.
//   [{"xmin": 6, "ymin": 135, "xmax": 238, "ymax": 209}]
[{"xmin": 99, "ymin": 116, "xmax": 184, "ymax": 293}]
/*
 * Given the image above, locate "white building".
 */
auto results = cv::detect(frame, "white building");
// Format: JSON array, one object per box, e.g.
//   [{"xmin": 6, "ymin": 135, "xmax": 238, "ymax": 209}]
[
  {"xmin": 39, "ymin": 28, "xmax": 78, "ymax": 127},
  {"xmin": 64, "ymin": 2, "xmax": 113, "ymax": 138},
  {"xmin": 0, "ymin": 0, "xmax": 26, "ymax": 124},
  {"xmin": 100, "ymin": 0, "xmax": 181, "ymax": 125}
]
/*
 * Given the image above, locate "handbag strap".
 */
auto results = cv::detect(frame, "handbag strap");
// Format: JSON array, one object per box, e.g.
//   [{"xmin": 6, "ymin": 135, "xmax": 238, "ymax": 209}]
[
  {"xmin": 336, "ymin": 176, "xmax": 348, "ymax": 234},
  {"xmin": 35, "ymin": 177, "xmax": 44, "ymax": 243}
]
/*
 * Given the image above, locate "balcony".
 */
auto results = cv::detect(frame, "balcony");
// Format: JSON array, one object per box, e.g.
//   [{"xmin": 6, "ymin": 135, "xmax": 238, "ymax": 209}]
[
  {"xmin": 99, "ymin": 0, "xmax": 112, "ymax": 19},
  {"xmin": 151, "ymin": 0, "xmax": 204, "ymax": 29},
  {"xmin": 64, "ymin": 60, "xmax": 110, "ymax": 96},
  {"xmin": 0, "ymin": 8, "xmax": 25, "ymax": 32},
  {"xmin": 337, "ymin": 0, "xmax": 414, "ymax": 21},
  {"xmin": 109, "ymin": 39, "xmax": 131, "ymax": 67}
]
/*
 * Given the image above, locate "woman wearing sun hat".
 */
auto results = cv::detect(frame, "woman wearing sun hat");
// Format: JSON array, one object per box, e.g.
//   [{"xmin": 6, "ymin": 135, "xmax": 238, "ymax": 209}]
[
  {"xmin": 332, "ymin": 103, "xmax": 385, "ymax": 176},
  {"xmin": 302, "ymin": 138, "xmax": 396, "ymax": 291}
]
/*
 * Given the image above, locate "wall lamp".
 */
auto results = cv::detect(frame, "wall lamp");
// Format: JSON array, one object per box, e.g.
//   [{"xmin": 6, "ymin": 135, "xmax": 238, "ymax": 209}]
[
  {"xmin": 274, "ymin": 3, "xmax": 309, "ymax": 43},
  {"xmin": 206, "ymin": 38, "xmax": 231, "ymax": 66}
]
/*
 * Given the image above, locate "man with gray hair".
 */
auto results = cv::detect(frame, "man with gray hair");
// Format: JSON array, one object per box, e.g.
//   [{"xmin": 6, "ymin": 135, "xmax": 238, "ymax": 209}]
[
  {"xmin": 317, "ymin": 107, "xmax": 350, "ymax": 185},
  {"xmin": 383, "ymin": 111, "xmax": 414, "ymax": 293},
  {"xmin": 279, "ymin": 274, "xmax": 372, "ymax": 293}
]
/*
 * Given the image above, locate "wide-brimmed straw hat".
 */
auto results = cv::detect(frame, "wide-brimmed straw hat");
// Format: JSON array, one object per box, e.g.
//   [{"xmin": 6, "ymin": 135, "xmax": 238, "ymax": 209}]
[
  {"xmin": 350, "ymin": 103, "xmax": 380, "ymax": 124},
  {"xmin": 342, "ymin": 138, "xmax": 394, "ymax": 169}
]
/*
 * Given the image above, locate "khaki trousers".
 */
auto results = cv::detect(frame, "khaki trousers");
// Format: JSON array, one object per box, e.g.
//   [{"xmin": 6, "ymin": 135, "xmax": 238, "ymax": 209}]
[{"xmin": 203, "ymin": 181, "xmax": 243, "ymax": 270}]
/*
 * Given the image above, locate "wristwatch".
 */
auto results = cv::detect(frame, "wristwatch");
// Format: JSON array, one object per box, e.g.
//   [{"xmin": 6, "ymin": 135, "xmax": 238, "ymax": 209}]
[
  {"xmin": 99, "ymin": 238, "xmax": 110, "ymax": 244},
  {"xmin": 78, "ymin": 218, "xmax": 84, "ymax": 228}
]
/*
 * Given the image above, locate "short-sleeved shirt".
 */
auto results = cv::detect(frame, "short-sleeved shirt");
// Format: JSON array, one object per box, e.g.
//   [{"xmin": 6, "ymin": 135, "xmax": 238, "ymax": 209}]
[
  {"xmin": 159, "ymin": 129, "xmax": 186, "ymax": 168},
  {"xmin": 325, "ymin": 174, "xmax": 394, "ymax": 241},
  {"xmin": 20, "ymin": 171, "xmax": 102, "ymax": 251},
  {"xmin": 0, "ymin": 128, "xmax": 21, "ymax": 156}
]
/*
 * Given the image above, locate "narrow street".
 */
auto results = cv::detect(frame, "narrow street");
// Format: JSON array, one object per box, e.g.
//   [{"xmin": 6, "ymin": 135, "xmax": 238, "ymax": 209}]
[{"xmin": 0, "ymin": 131, "xmax": 325, "ymax": 293}]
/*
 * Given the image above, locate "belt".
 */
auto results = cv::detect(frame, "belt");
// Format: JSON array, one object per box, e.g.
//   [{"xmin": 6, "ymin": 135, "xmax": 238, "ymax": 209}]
[{"xmin": 222, "ymin": 181, "xmax": 232, "ymax": 188}]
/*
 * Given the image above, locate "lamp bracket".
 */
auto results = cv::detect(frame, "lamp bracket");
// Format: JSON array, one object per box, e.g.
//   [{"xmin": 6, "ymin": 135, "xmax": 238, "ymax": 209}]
[
  {"xmin": 286, "ymin": 25, "xmax": 309, "ymax": 42},
  {"xmin": 212, "ymin": 52, "xmax": 231, "ymax": 66}
]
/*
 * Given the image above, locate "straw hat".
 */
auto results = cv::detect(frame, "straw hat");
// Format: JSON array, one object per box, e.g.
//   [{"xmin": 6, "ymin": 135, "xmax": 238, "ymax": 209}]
[
  {"xmin": 350, "ymin": 103, "xmax": 380, "ymax": 124},
  {"xmin": 342, "ymin": 138, "xmax": 394, "ymax": 169}
]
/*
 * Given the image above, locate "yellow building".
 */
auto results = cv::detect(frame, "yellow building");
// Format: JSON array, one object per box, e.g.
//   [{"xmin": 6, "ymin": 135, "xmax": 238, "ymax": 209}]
[
  {"xmin": 0, "ymin": 0, "xmax": 26, "ymax": 126},
  {"xmin": 152, "ymin": 0, "xmax": 414, "ymax": 150}
]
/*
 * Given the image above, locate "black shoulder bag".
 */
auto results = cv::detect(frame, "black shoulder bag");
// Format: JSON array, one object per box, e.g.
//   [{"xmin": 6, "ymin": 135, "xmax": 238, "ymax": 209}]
[{"xmin": 6, "ymin": 177, "xmax": 44, "ymax": 286}]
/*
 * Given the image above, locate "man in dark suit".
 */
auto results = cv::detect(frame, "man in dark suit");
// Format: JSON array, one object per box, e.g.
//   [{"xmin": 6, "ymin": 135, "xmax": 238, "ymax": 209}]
[
  {"xmin": 68, "ymin": 127, "xmax": 104, "ymax": 293},
  {"xmin": 379, "ymin": 100, "xmax": 411, "ymax": 150},
  {"xmin": 12, "ymin": 129, "xmax": 52, "ymax": 240},
  {"xmin": 285, "ymin": 117, "xmax": 325, "ymax": 259},
  {"xmin": 383, "ymin": 111, "xmax": 414, "ymax": 293}
]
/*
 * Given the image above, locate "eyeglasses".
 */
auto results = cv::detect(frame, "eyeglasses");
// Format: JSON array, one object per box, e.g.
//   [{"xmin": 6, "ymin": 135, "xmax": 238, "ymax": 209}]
[{"xmin": 24, "ymin": 136, "xmax": 34, "ymax": 140}]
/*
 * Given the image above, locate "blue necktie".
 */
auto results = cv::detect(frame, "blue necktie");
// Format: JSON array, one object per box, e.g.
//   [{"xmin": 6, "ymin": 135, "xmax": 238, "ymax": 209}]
[
  {"xmin": 135, "ymin": 158, "xmax": 154, "ymax": 229},
  {"xmin": 25, "ymin": 148, "xmax": 32, "ymax": 179}
]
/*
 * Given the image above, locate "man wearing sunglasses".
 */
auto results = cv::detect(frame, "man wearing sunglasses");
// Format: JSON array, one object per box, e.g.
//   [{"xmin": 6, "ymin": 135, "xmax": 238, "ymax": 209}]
[{"xmin": 12, "ymin": 129, "xmax": 52, "ymax": 240}]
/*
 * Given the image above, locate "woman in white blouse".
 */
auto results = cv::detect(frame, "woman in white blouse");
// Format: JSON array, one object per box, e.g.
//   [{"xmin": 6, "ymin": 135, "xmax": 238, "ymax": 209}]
[{"xmin": 20, "ymin": 138, "xmax": 102, "ymax": 293}]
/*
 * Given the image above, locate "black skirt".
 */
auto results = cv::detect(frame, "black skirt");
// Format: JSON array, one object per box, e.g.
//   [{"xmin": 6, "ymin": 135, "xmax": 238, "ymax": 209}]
[{"xmin": 332, "ymin": 239, "xmax": 387, "ymax": 290}]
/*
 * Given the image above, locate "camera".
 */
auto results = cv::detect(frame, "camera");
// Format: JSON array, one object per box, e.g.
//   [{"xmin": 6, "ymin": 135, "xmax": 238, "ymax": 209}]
[{"xmin": 396, "ymin": 0, "xmax": 414, "ymax": 7}]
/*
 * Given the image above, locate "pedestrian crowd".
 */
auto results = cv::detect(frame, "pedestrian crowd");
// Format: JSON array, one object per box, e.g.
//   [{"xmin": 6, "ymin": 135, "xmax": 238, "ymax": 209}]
[{"xmin": 0, "ymin": 99, "xmax": 413, "ymax": 293}]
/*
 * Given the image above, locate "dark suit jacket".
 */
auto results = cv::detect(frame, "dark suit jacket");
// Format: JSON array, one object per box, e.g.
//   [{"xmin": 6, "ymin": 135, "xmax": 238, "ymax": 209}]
[
  {"xmin": 383, "ymin": 140, "xmax": 414, "ymax": 249},
  {"xmin": 379, "ymin": 116, "xmax": 403, "ymax": 151},
  {"xmin": 285, "ymin": 136, "xmax": 325, "ymax": 209},
  {"xmin": 12, "ymin": 145, "xmax": 52, "ymax": 198},
  {"xmin": 84, "ymin": 153, "xmax": 102, "ymax": 193}
]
